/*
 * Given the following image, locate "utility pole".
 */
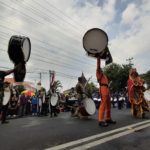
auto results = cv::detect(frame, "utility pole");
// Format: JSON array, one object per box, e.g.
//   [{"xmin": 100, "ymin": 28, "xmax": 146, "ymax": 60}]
[
  {"xmin": 49, "ymin": 70, "xmax": 52, "ymax": 113},
  {"xmin": 49, "ymin": 70, "xmax": 52, "ymax": 90},
  {"xmin": 49, "ymin": 70, "xmax": 56, "ymax": 91},
  {"xmin": 39, "ymin": 72, "xmax": 42, "ymax": 82}
]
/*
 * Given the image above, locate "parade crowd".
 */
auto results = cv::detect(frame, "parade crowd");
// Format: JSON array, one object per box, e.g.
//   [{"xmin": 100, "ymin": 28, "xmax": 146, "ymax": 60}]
[
  {"xmin": 1, "ymin": 86, "xmax": 130, "ymax": 120},
  {"xmin": 0, "ymin": 58, "xmax": 149, "ymax": 125}
]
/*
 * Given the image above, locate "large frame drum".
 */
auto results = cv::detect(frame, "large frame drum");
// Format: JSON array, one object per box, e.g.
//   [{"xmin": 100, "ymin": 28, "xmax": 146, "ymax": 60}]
[
  {"xmin": 51, "ymin": 93, "xmax": 58, "ymax": 106},
  {"xmin": 8, "ymin": 35, "xmax": 31, "ymax": 64},
  {"xmin": 83, "ymin": 28, "xmax": 113, "ymax": 65},
  {"xmin": 79, "ymin": 98, "xmax": 96, "ymax": 116},
  {"xmin": 8, "ymin": 35, "xmax": 31, "ymax": 82},
  {"xmin": 83, "ymin": 28, "xmax": 108, "ymax": 54}
]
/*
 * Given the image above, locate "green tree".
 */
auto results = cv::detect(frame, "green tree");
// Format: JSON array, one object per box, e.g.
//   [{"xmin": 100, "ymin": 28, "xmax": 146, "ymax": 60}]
[
  {"xmin": 53, "ymin": 80, "xmax": 63, "ymax": 92},
  {"xmin": 104, "ymin": 63, "xmax": 122, "ymax": 92},
  {"xmin": 15, "ymin": 85, "xmax": 25, "ymax": 94},
  {"xmin": 85, "ymin": 82, "xmax": 98, "ymax": 98},
  {"xmin": 103, "ymin": 63, "xmax": 132, "ymax": 93},
  {"xmin": 118, "ymin": 64, "xmax": 132, "ymax": 90}
]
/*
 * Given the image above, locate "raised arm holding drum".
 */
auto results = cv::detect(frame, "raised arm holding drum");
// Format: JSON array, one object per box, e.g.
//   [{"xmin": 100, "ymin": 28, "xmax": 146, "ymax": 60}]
[
  {"xmin": 0, "ymin": 35, "xmax": 31, "ymax": 124},
  {"xmin": 83, "ymin": 28, "xmax": 116, "ymax": 126},
  {"xmin": 8, "ymin": 35, "xmax": 31, "ymax": 82},
  {"xmin": 96, "ymin": 57, "xmax": 116, "ymax": 127}
]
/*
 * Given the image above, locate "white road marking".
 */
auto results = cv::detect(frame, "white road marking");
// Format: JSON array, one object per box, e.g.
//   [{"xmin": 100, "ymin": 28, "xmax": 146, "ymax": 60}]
[
  {"xmin": 45, "ymin": 120, "xmax": 150, "ymax": 150},
  {"xmin": 71, "ymin": 123, "xmax": 150, "ymax": 150}
]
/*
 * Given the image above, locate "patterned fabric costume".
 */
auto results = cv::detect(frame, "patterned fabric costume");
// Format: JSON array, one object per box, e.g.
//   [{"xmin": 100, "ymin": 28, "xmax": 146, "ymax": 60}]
[
  {"xmin": 127, "ymin": 68, "xmax": 149, "ymax": 118},
  {"xmin": 76, "ymin": 81, "xmax": 84, "ymax": 103}
]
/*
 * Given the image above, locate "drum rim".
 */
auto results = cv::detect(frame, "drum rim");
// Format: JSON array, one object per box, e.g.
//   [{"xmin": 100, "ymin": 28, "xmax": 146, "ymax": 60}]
[
  {"xmin": 8, "ymin": 35, "xmax": 31, "ymax": 63},
  {"xmin": 22, "ymin": 37, "xmax": 31, "ymax": 62},
  {"xmin": 8, "ymin": 36, "xmax": 24, "ymax": 64},
  {"xmin": 83, "ymin": 28, "xmax": 108, "ymax": 53}
]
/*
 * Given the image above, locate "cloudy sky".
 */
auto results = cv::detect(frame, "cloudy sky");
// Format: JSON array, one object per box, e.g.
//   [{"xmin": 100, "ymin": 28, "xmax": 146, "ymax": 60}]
[{"xmin": 0, "ymin": 0, "xmax": 150, "ymax": 91}]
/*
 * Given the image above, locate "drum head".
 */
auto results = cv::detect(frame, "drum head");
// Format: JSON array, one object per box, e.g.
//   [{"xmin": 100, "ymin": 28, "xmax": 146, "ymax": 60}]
[
  {"xmin": 22, "ymin": 37, "xmax": 31, "ymax": 62},
  {"xmin": 144, "ymin": 90, "xmax": 150, "ymax": 101},
  {"xmin": 51, "ymin": 94, "xmax": 58, "ymax": 106},
  {"xmin": 83, "ymin": 98, "xmax": 96, "ymax": 115},
  {"xmin": 14, "ymin": 63, "xmax": 26, "ymax": 82},
  {"xmin": 8, "ymin": 35, "xmax": 31, "ymax": 64},
  {"xmin": 83, "ymin": 28, "xmax": 108, "ymax": 54},
  {"xmin": 3, "ymin": 87, "xmax": 11, "ymax": 105}
]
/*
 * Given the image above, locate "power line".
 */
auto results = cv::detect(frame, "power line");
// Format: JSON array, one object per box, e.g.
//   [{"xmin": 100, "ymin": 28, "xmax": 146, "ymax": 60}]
[
  {"xmin": 0, "ymin": 46, "xmax": 92, "ymax": 72},
  {"xmin": 0, "ymin": 0, "xmax": 88, "ymax": 58},
  {"xmin": 0, "ymin": 25, "xmax": 83, "ymax": 58},
  {"xmin": 31, "ymin": 0, "xmax": 84, "ymax": 35},
  {"xmin": 0, "ymin": 1, "xmax": 96, "ymax": 74},
  {"xmin": 44, "ymin": 0, "xmax": 88, "ymax": 31},
  {"xmin": 0, "ymin": 64, "xmax": 79, "ymax": 80},
  {"xmin": 0, "ymin": 3, "xmax": 91, "ymax": 61},
  {"xmin": 0, "ymin": 1, "xmax": 81, "ymax": 43},
  {"xmin": 0, "ymin": 1, "xmax": 42, "ymax": 25},
  {"xmin": 0, "ymin": 31, "xmax": 94, "ymax": 67}
]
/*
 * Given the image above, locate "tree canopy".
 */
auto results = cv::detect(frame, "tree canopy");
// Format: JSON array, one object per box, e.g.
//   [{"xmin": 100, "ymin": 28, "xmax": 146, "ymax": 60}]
[
  {"xmin": 104, "ymin": 63, "xmax": 132, "ymax": 93},
  {"xmin": 85, "ymin": 82, "xmax": 98, "ymax": 98},
  {"xmin": 53, "ymin": 80, "xmax": 63, "ymax": 92}
]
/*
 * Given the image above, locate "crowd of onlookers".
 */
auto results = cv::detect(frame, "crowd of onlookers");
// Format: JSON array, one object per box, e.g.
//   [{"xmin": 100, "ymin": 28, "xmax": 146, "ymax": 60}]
[
  {"xmin": 91, "ymin": 90, "xmax": 131, "ymax": 110},
  {"xmin": 110, "ymin": 92, "xmax": 131, "ymax": 109},
  {"xmin": 6, "ymin": 87, "xmax": 132, "ymax": 119},
  {"xmin": 7, "ymin": 89, "xmax": 50, "ymax": 118},
  {"xmin": 6, "ymin": 88, "xmax": 71, "ymax": 119}
]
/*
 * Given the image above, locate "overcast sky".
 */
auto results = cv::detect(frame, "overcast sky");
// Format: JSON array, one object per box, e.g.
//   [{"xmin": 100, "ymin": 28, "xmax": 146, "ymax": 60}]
[{"xmin": 0, "ymin": 0, "xmax": 150, "ymax": 91}]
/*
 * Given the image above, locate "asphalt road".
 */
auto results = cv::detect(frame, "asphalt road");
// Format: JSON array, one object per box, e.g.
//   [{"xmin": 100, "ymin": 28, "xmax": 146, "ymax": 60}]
[{"xmin": 0, "ymin": 108, "xmax": 150, "ymax": 150}]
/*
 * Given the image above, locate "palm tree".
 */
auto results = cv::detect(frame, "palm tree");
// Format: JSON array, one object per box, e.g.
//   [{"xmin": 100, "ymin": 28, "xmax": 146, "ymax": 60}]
[{"xmin": 52, "ymin": 80, "xmax": 63, "ymax": 92}]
